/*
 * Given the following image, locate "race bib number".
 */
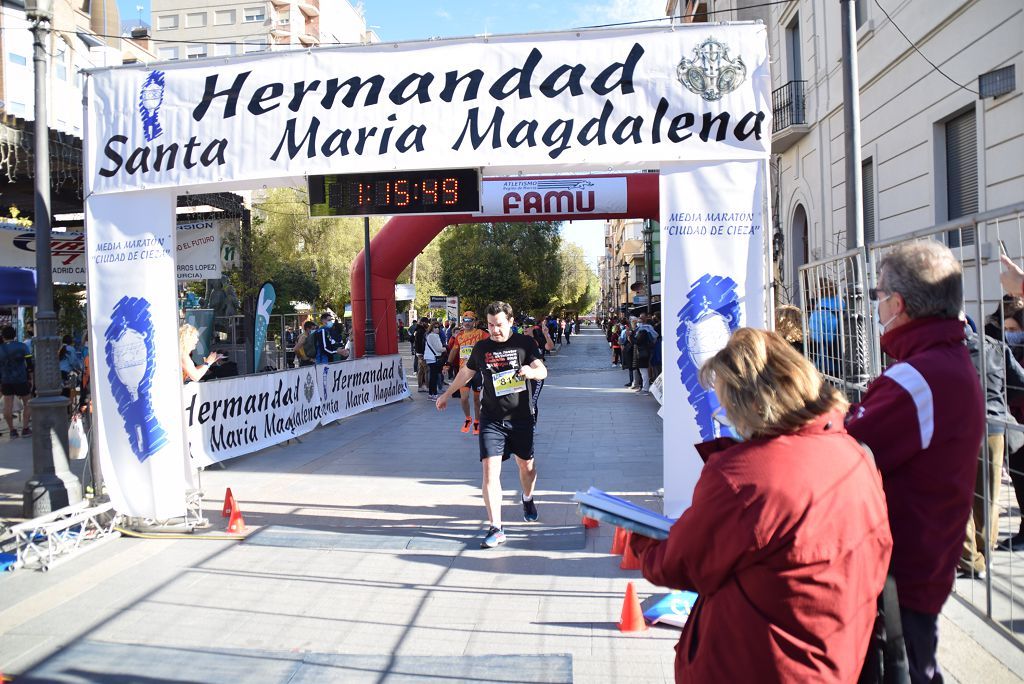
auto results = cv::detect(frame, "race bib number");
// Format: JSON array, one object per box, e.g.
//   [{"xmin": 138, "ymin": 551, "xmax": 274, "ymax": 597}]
[
  {"xmin": 492, "ymin": 369, "xmax": 526, "ymax": 397},
  {"xmin": 460, "ymin": 345, "xmax": 473, "ymax": 361}
]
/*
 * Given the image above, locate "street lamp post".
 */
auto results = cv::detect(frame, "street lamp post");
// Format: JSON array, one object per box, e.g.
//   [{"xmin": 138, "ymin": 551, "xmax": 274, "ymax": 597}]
[
  {"xmin": 23, "ymin": 0, "xmax": 82, "ymax": 517},
  {"xmin": 362, "ymin": 217, "xmax": 375, "ymax": 356},
  {"xmin": 621, "ymin": 261, "xmax": 630, "ymax": 317}
]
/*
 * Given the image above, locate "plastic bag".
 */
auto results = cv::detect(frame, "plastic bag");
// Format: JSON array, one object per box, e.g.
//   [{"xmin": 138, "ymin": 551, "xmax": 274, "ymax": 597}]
[{"xmin": 69, "ymin": 414, "xmax": 89, "ymax": 461}]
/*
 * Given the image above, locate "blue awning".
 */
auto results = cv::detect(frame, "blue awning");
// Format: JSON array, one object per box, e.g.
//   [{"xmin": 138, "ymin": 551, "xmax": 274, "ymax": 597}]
[{"xmin": 0, "ymin": 267, "xmax": 36, "ymax": 306}]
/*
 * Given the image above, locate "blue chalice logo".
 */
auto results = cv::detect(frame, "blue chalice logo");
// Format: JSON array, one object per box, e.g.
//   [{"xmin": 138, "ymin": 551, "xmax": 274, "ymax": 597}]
[
  {"xmin": 104, "ymin": 296, "xmax": 168, "ymax": 462},
  {"xmin": 139, "ymin": 70, "xmax": 166, "ymax": 142},
  {"xmin": 676, "ymin": 274, "xmax": 740, "ymax": 440}
]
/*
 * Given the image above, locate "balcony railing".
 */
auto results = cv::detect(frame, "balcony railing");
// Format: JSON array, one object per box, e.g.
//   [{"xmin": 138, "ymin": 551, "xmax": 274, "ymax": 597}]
[{"xmin": 772, "ymin": 80, "xmax": 807, "ymax": 133}]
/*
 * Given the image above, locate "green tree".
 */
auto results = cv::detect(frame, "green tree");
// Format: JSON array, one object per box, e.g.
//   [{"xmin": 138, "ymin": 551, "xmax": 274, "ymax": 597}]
[
  {"xmin": 396, "ymin": 236, "xmax": 444, "ymax": 317},
  {"xmin": 437, "ymin": 222, "xmax": 562, "ymax": 317},
  {"xmin": 550, "ymin": 242, "xmax": 599, "ymax": 314},
  {"xmin": 244, "ymin": 187, "xmax": 386, "ymax": 313}
]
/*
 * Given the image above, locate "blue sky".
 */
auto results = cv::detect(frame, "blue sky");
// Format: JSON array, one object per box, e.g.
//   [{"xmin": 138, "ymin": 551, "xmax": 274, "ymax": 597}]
[
  {"xmin": 117, "ymin": 0, "xmax": 666, "ymax": 266},
  {"xmin": 118, "ymin": 0, "xmax": 667, "ymax": 39}
]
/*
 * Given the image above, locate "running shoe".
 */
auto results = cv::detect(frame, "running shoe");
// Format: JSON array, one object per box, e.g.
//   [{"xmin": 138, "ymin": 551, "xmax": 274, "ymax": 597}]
[
  {"xmin": 522, "ymin": 498, "xmax": 539, "ymax": 522},
  {"xmin": 428, "ymin": 394, "xmax": 438, "ymax": 400},
  {"xmin": 481, "ymin": 526, "xmax": 506, "ymax": 548},
  {"xmin": 9, "ymin": 429, "xmax": 18, "ymax": 440},
  {"xmin": 472, "ymin": 421, "xmax": 480, "ymax": 435},
  {"xmin": 21, "ymin": 427, "xmax": 31, "ymax": 436},
  {"xmin": 460, "ymin": 418, "xmax": 472, "ymax": 434}
]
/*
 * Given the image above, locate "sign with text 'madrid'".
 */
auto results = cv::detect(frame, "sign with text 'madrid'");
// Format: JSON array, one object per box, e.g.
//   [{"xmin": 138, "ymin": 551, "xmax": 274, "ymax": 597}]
[
  {"xmin": 0, "ymin": 219, "xmax": 230, "ymax": 283},
  {"xmin": 660, "ymin": 160, "xmax": 765, "ymax": 518},
  {"xmin": 184, "ymin": 355, "xmax": 410, "ymax": 467},
  {"xmin": 85, "ymin": 26, "xmax": 771, "ymax": 195}
]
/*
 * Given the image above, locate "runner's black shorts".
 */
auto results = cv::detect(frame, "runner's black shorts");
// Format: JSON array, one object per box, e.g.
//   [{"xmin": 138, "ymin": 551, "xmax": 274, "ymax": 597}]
[
  {"xmin": 478, "ymin": 417, "xmax": 534, "ymax": 462},
  {"xmin": 1, "ymin": 382, "xmax": 31, "ymax": 397},
  {"xmin": 456, "ymin": 371, "xmax": 484, "ymax": 396}
]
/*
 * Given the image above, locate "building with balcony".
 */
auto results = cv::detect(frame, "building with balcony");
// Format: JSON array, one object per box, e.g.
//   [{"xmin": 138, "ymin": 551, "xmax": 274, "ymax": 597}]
[
  {"xmin": 0, "ymin": 0, "xmax": 156, "ymax": 215},
  {"xmin": 601, "ymin": 217, "xmax": 659, "ymax": 318},
  {"xmin": 150, "ymin": 0, "xmax": 376, "ymax": 59},
  {"xmin": 669, "ymin": 1, "xmax": 1022, "ymax": 306}
]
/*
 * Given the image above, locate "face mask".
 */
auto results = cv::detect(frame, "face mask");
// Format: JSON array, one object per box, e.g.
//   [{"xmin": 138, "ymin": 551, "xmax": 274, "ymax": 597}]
[{"xmin": 873, "ymin": 294, "xmax": 899, "ymax": 335}]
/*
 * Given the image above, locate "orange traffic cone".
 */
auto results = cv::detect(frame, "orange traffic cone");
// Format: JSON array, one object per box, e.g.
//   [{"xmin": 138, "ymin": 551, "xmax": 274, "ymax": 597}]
[
  {"xmin": 582, "ymin": 516, "xmax": 599, "ymax": 529},
  {"xmin": 611, "ymin": 527, "xmax": 627, "ymax": 555},
  {"xmin": 620, "ymin": 532, "xmax": 642, "ymax": 570},
  {"xmin": 221, "ymin": 487, "xmax": 237, "ymax": 518},
  {"xmin": 227, "ymin": 505, "xmax": 246, "ymax": 533},
  {"xmin": 618, "ymin": 581, "xmax": 648, "ymax": 632}
]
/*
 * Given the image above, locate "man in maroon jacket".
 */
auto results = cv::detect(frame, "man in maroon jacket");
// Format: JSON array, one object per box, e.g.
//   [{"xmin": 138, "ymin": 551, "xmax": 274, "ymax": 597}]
[{"xmin": 847, "ymin": 241, "xmax": 985, "ymax": 683}]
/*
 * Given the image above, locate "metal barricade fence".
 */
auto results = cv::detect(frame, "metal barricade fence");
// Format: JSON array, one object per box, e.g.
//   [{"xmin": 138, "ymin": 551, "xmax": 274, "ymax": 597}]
[
  {"xmin": 204, "ymin": 312, "xmax": 333, "ymax": 375},
  {"xmin": 800, "ymin": 201, "xmax": 1024, "ymax": 646},
  {"xmin": 798, "ymin": 247, "xmax": 873, "ymax": 402}
]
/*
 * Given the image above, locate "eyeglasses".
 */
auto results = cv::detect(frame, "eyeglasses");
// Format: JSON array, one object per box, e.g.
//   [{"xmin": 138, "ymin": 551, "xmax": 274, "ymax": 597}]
[
  {"xmin": 867, "ymin": 288, "xmax": 890, "ymax": 301},
  {"xmin": 462, "ymin": 318, "xmax": 475, "ymax": 323}
]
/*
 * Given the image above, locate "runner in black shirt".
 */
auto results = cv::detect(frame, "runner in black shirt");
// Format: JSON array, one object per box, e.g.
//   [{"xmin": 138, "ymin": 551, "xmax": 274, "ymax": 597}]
[{"xmin": 436, "ymin": 301, "xmax": 547, "ymax": 548}]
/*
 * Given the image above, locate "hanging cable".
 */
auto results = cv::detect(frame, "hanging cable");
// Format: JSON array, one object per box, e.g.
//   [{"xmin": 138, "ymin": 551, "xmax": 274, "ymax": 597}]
[{"xmin": 872, "ymin": 0, "xmax": 978, "ymax": 95}]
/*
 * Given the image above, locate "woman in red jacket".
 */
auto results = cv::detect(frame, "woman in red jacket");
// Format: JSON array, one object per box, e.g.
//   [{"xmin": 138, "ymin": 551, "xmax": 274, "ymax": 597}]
[{"xmin": 632, "ymin": 328, "xmax": 893, "ymax": 683}]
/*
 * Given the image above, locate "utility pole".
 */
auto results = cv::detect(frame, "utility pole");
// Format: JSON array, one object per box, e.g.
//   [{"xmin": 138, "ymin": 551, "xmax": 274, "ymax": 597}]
[
  {"xmin": 363, "ymin": 217, "xmax": 375, "ymax": 356},
  {"xmin": 841, "ymin": 0, "xmax": 864, "ymax": 247},
  {"xmin": 23, "ymin": 0, "xmax": 82, "ymax": 517}
]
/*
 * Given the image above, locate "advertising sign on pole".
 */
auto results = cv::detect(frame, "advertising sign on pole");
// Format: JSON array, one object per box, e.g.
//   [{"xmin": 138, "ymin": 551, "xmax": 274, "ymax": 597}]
[
  {"xmin": 660, "ymin": 160, "xmax": 766, "ymax": 517},
  {"xmin": 0, "ymin": 220, "xmax": 230, "ymax": 284},
  {"xmin": 395, "ymin": 283, "xmax": 416, "ymax": 301},
  {"xmin": 85, "ymin": 191, "xmax": 190, "ymax": 520},
  {"xmin": 446, "ymin": 296, "xmax": 459, "ymax": 321}
]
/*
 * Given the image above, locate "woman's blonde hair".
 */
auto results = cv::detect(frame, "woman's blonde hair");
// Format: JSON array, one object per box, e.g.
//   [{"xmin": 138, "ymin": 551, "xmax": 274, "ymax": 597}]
[
  {"xmin": 179, "ymin": 323, "xmax": 199, "ymax": 358},
  {"xmin": 774, "ymin": 304, "xmax": 803, "ymax": 344},
  {"xmin": 699, "ymin": 327, "xmax": 847, "ymax": 439}
]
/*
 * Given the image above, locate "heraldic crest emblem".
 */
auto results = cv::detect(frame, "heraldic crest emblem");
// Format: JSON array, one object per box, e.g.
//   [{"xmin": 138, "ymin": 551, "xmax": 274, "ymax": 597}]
[{"xmin": 677, "ymin": 37, "xmax": 747, "ymax": 101}]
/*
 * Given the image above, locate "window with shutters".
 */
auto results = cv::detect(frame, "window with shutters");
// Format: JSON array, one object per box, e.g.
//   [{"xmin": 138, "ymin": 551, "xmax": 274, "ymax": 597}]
[
  {"xmin": 862, "ymin": 158, "xmax": 875, "ymax": 244},
  {"xmin": 944, "ymin": 108, "xmax": 978, "ymax": 247}
]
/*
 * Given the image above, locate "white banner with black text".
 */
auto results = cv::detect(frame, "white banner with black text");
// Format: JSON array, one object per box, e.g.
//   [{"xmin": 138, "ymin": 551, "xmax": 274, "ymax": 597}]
[
  {"xmin": 85, "ymin": 26, "xmax": 770, "ymax": 195},
  {"xmin": 185, "ymin": 355, "xmax": 410, "ymax": 467},
  {"xmin": 659, "ymin": 160, "xmax": 766, "ymax": 517}
]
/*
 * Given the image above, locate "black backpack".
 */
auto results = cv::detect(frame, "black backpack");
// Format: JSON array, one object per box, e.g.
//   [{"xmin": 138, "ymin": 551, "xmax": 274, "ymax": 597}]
[
  {"xmin": 636, "ymin": 328, "xmax": 652, "ymax": 349},
  {"xmin": 302, "ymin": 331, "xmax": 318, "ymax": 360}
]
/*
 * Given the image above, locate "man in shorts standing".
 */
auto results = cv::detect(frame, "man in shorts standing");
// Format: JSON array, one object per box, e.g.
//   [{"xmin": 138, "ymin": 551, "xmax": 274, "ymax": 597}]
[
  {"xmin": 444, "ymin": 311, "xmax": 488, "ymax": 435},
  {"xmin": 436, "ymin": 302, "xmax": 547, "ymax": 548},
  {"xmin": 0, "ymin": 325, "xmax": 32, "ymax": 438}
]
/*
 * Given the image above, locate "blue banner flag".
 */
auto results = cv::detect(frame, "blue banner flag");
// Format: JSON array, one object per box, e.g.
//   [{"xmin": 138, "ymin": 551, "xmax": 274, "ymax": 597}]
[{"xmin": 254, "ymin": 282, "xmax": 276, "ymax": 372}]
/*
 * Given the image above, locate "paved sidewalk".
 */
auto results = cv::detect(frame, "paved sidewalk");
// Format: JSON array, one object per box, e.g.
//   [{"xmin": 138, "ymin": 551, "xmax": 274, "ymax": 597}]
[{"xmin": 0, "ymin": 327, "xmax": 1021, "ymax": 682}]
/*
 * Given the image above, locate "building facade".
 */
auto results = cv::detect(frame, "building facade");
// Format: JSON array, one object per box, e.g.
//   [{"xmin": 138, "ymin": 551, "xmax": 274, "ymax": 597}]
[
  {"xmin": 665, "ymin": 1, "xmax": 1022, "ymax": 305},
  {"xmin": 150, "ymin": 0, "xmax": 375, "ymax": 60},
  {"xmin": 601, "ymin": 217, "xmax": 659, "ymax": 319},
  {"xmin": 0, "ymin": 0, "xmax": 155, "ymax": 215}
]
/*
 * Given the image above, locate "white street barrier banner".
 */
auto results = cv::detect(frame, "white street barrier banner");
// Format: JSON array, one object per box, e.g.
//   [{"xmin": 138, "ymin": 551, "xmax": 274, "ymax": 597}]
[
  {"xmin": 85, "ymin": 26, "xmax": 771, "ymax": 195},
  {"xmin": 0, "ymin": 220, "xmax": 230, "ymax": 283},
  {"xmin": 86, "ymin": 192, "xmax": 191, "ymax": 520},
  {"xmin": 659, "ymin": 160, "xmax": 766, "ymax": 517},
  {"xmin": 479, "ymin": 175, "xmax": 626, "ymax": 216},
  {"xmin": 185, "ymin": 355, "xmax": 410, "ymax": 467}
]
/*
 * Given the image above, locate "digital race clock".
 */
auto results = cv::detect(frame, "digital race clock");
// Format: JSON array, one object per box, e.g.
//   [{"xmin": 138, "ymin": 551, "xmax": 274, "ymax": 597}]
[{"xmin": 308, "ymin": 168, "xmax": 481, "ymax": 217}]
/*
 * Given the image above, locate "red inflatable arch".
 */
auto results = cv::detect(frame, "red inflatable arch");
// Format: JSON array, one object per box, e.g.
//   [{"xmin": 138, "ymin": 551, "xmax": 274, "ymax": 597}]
[{"xmin": 350, "ymin": 173, "xmax": 659, "ymax": 357}]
